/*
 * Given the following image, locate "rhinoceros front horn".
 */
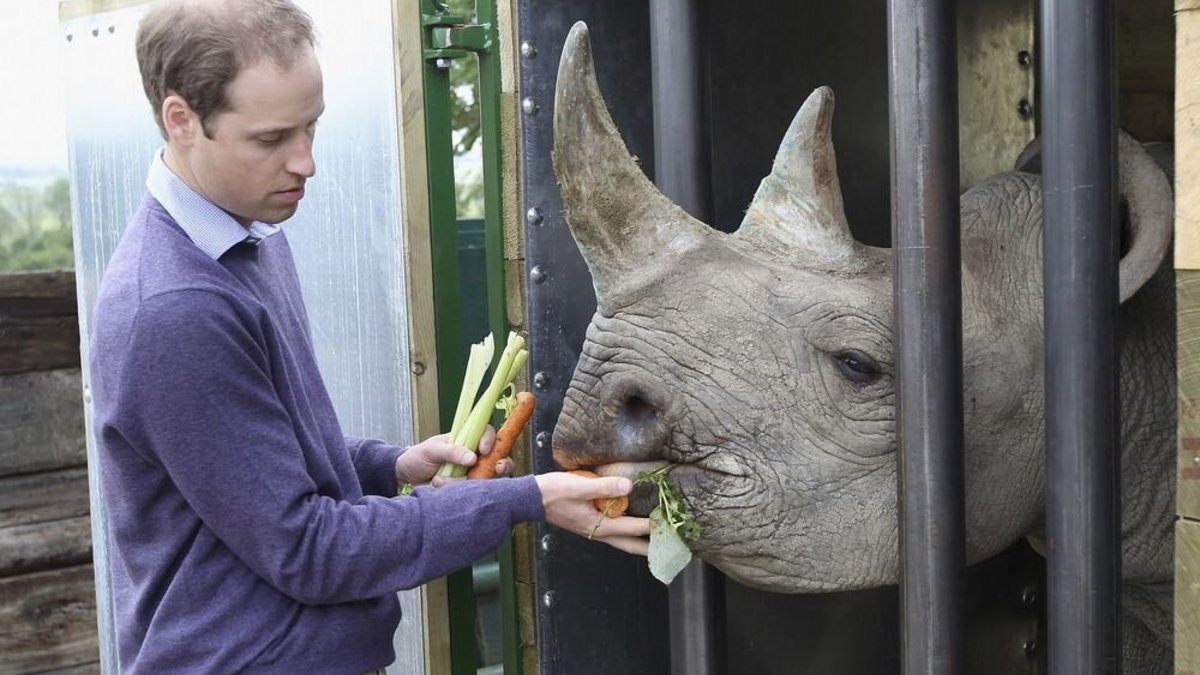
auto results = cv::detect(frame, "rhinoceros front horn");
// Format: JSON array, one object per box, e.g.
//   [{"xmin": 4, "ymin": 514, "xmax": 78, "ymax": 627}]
[{"xmin": 552, "ymin": 22, "xmax": 710, "ymax": 304}]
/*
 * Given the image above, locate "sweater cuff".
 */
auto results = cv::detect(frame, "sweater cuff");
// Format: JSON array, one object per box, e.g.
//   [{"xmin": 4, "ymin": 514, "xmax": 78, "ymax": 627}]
[
  {"xmin": 347, "ymin": 436, "xmax": 406, "ymax": 496},
  {"xmin": 507, "ymin": 474, "xmax": 546, "ymax": 522}
]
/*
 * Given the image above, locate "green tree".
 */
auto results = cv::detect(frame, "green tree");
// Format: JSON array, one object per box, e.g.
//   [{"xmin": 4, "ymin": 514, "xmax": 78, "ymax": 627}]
[{"xmin": 45, "ymin": 177, "xmax": 72, "ymax": 230}]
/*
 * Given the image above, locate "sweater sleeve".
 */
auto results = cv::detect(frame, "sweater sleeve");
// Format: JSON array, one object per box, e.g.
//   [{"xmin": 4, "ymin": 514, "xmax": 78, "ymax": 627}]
[
  {"xmin": 118, "ymin": 290, "xmax": 545, "ymax": 605},
  {"xmin": 345, "ymin": 436, "xmax": 405, "ymax": 497}
]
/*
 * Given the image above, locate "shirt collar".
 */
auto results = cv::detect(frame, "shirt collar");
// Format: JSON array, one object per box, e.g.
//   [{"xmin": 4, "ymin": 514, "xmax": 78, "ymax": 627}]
[{"xmin": 146, "ymin": 149, "xmax": 281, "ymax": 260}]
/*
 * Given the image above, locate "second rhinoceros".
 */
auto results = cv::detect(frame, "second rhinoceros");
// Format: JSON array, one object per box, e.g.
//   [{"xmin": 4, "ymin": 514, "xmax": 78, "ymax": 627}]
[{"xmin": 548, "ymin": 22, "xmax": 1175, "ymax": 674}]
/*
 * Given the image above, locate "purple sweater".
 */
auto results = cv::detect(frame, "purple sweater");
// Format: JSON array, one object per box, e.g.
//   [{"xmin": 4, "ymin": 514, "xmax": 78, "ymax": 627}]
[{"xmin": 90, "ymin": 196, "xmax": 544, "ymax": 674}]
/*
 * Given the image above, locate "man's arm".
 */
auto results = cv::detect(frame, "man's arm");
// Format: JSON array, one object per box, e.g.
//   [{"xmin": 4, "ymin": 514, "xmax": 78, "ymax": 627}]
[{"xmin": 119, "ymin": 290, "xmax": 544, "ymax": 603}]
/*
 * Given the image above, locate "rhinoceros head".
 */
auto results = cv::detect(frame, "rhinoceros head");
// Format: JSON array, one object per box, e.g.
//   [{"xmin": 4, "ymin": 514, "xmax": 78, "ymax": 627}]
[{"xmin": 549, "ymin": 22, "xmax": 1172, "ymax": 593}]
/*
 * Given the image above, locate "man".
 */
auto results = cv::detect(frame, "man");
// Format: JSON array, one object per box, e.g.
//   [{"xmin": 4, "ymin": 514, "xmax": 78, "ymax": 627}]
[{"xmin": 89, "ymin": 1, "xmax": 648, "ymax": 672}]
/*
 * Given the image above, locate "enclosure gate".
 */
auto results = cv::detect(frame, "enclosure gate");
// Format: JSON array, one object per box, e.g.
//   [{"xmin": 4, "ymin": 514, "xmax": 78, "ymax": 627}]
[{"xmin": 518, "ymin": 0, "xmax": 1129, "ymax": 673}]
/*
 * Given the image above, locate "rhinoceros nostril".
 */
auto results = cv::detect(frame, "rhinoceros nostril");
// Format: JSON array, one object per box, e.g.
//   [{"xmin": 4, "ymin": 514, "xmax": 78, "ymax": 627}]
[
  {"xmin": 615, "ymin": 394, "xmax": 667, "ymax": 459},
  {"xmin": 622, "ymin": 395, "xmax": 659, "ymax": 423}
]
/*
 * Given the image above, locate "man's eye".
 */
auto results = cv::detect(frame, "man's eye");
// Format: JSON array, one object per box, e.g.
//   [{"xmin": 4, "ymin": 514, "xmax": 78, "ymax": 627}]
[{"xmin": 258, "ymin": 135, "xmax": 283, "ymax": 146}]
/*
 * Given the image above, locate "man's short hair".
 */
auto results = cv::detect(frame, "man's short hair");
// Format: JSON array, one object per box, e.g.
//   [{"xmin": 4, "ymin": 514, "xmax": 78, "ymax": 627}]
[{"xmin": 136, "ymin": 0, "xmax": 316, "ymax": 139}]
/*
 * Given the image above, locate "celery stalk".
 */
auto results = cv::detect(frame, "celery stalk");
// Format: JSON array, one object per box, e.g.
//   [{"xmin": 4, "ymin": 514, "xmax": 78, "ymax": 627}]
[
  {"xmin": 436, "ymin": 331, "xmax": 528, "ymax": 478},
  {"xmin": 450, "ymin": 334, "xmax": 494, "ymax": 437}
]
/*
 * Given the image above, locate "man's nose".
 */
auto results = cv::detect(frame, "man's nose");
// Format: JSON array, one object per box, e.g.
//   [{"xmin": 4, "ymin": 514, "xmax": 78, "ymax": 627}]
[{"xmin": 287, "ymin": 137, "xmax": 316, "ymax": 178}]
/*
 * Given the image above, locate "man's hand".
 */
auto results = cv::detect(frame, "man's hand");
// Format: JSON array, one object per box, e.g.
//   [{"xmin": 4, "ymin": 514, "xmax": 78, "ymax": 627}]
[
  {"xmin": 395, "ymin": 426, "xmax": 513, "ymax": 486},
  {"xmin": 535, "ymin": 472, "xmax": 651, "ymax": 556}
]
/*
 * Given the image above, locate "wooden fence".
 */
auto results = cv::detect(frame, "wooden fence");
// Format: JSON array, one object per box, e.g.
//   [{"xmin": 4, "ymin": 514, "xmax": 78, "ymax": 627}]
[{"xmin": 0, "ymin": 271, "xmax": 99, "ymax": 673}]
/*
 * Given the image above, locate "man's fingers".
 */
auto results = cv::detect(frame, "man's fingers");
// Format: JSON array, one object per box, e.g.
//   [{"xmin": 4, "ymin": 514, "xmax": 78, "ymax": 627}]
[
  {"xmin": 573, "ymin": 475, "xmax": 633, "ymax": 500},
  {"xmin": 601, "ymin": 536, "xmax": 649, "ymax": 557},
  {"xmin": 589, "ymin": 514, "xmax": 651, "ymax": 539},
  {"xmin": 476, "ymin": 425, "xmax": 497, "ymax": 456}
]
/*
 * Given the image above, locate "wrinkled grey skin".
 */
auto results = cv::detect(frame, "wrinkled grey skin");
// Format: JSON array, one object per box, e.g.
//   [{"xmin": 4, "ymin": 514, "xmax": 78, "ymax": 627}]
[{"xmin": 549, "ymin": 23, "xmax": 1176, "ymax": 673}]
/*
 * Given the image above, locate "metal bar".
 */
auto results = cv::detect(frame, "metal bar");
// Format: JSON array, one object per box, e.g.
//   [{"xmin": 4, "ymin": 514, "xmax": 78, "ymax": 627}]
[
  {"xmin": 885, "ymin": 0, "xmax": 966, "ymax": 673},
  {"xmin": 469, "ymin": 0, "xmax": 527, "ymax": 670},
  {"xmin": 1040, "ymin": 0, "xmax": 1121, "ymax": 672},
  {"xmin": 419, "ymin": 3, "xmax": 476, "ymax": 672},
  {"xmin": 648, "ymin": 3, "xmax": 725, "ymax": 675}
]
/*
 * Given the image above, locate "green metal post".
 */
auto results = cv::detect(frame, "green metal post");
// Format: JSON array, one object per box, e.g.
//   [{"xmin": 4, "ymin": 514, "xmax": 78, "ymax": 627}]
[
  {"xmin": 471, "ymin": 0, "xmax": 523, "ymax": 671},
  {"xmin": 419, "ymin": 2, "xmax": 476, "ymax": 674},
  {"xmin": 420, "ymin": 0, "xmax": 522, "ymax": 671}
]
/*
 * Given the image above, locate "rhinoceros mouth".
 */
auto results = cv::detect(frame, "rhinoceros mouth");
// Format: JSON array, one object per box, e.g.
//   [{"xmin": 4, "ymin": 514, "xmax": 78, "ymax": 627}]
[{"xmin": 590, "ymin": 459, "xmax": 748, "ymax": 518}]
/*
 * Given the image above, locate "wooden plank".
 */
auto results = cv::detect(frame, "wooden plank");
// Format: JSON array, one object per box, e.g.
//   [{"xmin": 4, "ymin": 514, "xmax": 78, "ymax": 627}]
[
  {"xmin": 0, "ymin": 565, "xmax": 99, "ymax": 673},
  {"xmin": 0, "ymin": 369, "xmax": 87, "ymax": 478},
  {"xmin": 0, "ymin": 272, "xmax": 81, "ymax": 375},
  {"xmin": 0, "ymin": 467, "xmax": 92, "ymax": 578},
  {"xmin": 1178, "ymin": 520, "xmax": 1200, "ymax": 674},
  {"xmin": 0, "ymin": 467, "xmax": 90, "ymax": 529},
  {"xmin": 1179, "ymin": 272, "xmax": 1200, "ymax": 519},
  {"xmin": 0, "ymin": 516, "xmax": 92, "ymax": 579},
  {"xmin": 392, "ymin": 0, "xmax": 442, "ymax": 672},
  {"xmin": 1177, "ymin": 0, "xmax": 1200, "ymax": 268}
]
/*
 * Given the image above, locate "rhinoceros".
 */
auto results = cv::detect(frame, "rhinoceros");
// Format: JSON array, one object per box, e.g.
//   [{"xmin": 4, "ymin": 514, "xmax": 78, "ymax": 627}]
[{"xmin": 547, "ymin": 23, "xmax": 1176, "ymax": 673}]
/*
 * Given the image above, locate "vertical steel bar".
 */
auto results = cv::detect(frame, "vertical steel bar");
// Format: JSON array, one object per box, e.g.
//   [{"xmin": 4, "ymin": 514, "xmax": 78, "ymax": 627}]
[
  {"xmin": 1040, "ymin": 0, "xmax": 1122, "ymax": 672},
  {"xmin": 886, "ymin": 0, "xmax": 966, "ymax": 673},
  {"xmin": 649, "ymin": 3, "xmax": 725, "ymax": 675}
]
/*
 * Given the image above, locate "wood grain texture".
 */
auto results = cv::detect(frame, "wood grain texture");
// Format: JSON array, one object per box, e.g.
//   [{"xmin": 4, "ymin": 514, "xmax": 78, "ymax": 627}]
[
  {"xmin": 0, "ymin": 566, "xmax": 100, "ymax": 673},
  {"xmin": 0, "ymin": 272, "xmax": 81, "ymax": 376},
  {"xmin": 0, "ymin": 369, "xmax": 87, "ymax": 478}
]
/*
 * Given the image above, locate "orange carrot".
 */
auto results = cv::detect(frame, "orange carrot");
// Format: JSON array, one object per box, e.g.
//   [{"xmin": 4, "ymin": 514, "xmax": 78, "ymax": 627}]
[
  {"xmin": 567, "ymin": 469, "xmax": 629, "ymax": 518},
  {"xmin": 467, "ymin": 391, "xmax": 536, "ymax": 479}
]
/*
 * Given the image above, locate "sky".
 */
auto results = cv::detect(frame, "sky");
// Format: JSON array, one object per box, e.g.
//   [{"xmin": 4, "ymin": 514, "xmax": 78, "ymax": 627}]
[{"xmin": 0, "ymin": 0, "xmax": 70, "ymax": 169}]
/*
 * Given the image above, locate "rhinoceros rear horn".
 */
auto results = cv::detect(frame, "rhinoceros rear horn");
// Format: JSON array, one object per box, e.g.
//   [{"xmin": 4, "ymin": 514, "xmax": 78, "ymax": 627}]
[
  {"xmin": 553, "ymin": 22, "xmax": 709, "ymax": 302},
  {"xmin": 736, "ymin": 87, "xmax": 861, "ymax": 269}
]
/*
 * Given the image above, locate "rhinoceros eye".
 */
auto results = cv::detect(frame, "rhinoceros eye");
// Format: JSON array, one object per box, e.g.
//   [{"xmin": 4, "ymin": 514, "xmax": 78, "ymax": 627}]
[{"xmin": 834, "ymin": 351, "xmax": 882, "ymax": 384}]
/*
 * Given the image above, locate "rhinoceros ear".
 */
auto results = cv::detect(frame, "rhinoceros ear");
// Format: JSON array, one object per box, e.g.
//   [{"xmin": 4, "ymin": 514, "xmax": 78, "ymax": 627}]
[
  {"xmin": 1115, "ymin": 131, "xmax": 1173, "ymax": 303},
  {"xmin": 1012, "ymin": 131, "xmax": 1172, "ymax": 303},
  {"xmin": 736, "ymin": 87, "xmax": 861, "ymax": 269},
  {"xmin": 553, "ymin": 22, "xmax": 710, "ymax": 302}
]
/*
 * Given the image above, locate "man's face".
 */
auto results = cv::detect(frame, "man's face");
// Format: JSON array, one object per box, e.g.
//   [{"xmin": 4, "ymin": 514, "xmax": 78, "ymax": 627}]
[{"xmin": 182, "ymin": 47, "xmax": 324, "ymax": 226}]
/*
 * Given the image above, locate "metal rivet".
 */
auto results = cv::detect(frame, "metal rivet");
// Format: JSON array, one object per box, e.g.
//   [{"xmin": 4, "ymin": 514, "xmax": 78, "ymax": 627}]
[
  {"xmin": 1194, "ymin": 455, "xmax": 1200, "ymax": 464},
  {"xmin": 91, "ymin": 27, "xmax": 100, "ymax": 37},
  {"xmin": 1017, "ymin": 99, "xmax": 1033, "ymax": 120},
  {"xmin": 1017, "ymin": 50, "xmax": 1032, "ymax": 67},
  {"xmin": 521, "ymin": 97, "xmax": 539, "ymax": 116},
  {"xmin": 540, "ymin": 534, "xmax": 554, "ymax": 552},
  {"xmin": 1020, "ymin": 585, "xmax": 1036, "ymax": 607},
  {"xmin": 434, "ymin": 58, "xmax": 452, "ymax": 70},
  {"xmin": 66, "ymin": 33, "xmax": 73, "ymax": 42},
  {"xmin": 520, "ymin": 40, "xmax": 537, "ymax": 58},
  {"xmin": 108, "ymin": 25, "xmax": 116, "ymax": 34},
  {"xmin": 1023, "ymin": 639, "xmax": 1038, "ymax": 659},
  {"xmin": 526, "ymin": 207, "xmax": 544, "ymax": 226},
  {"xmin": 533, "ymin": 371, "xmax": 550, "ymax": 391},
  {"xmin": 411, "ymin": 361, "xmax": 427, "ymax": 376},
  {"xmin": 536, "ymin": 431, "xmax": 550, "ymax": 448},
  {"xmin": 530, "ymin": 265, "xmax": 548, "ymax": 284},
  {"xmin": 542, "ymin": 591, "xmax": 556, "ymax": 608}
]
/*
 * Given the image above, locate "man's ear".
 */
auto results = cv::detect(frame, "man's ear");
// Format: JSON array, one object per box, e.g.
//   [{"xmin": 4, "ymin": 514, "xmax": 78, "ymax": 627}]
[{"xmin": 161, "ymin": 93, "xmax": 199, "ymax": 146}]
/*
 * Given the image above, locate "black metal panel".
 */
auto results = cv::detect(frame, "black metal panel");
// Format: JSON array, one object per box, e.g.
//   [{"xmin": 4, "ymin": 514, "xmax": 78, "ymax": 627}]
[
  {"xmin": 518, "ymin": 2, "xmax": 670, "ymax": 674},
  {"xmin": 704, "ymin": 0, "xmax": 892, "ymax": 243}
]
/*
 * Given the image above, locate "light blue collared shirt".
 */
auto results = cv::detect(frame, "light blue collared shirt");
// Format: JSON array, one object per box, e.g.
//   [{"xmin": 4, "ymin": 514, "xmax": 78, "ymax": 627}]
[{"xmin": 146, "ymin": 149, "xmax": 280, "ymax": 260}]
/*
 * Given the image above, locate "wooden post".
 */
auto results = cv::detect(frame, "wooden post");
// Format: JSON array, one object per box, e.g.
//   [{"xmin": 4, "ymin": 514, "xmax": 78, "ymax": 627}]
[{"xmin": 1176, "ymin": 1, "xmax": 1200, "ymax": 672}]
